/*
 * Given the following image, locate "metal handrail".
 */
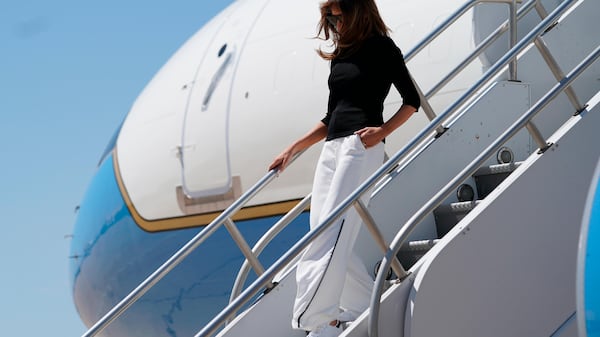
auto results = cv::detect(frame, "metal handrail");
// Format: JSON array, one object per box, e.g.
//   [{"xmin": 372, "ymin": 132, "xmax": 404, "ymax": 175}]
[
  {"xmin": 204, "ymin": 0, "xmax": 577, "ymax": 335},
  {"xmin": 84, "ymin": 0, "xmax": 494, "ymax": 329},
  {"xmin": 406, "ymin": 0, "xmax": 526, "ymax": 120},
  {"xmin": 368, "ymin": 2, "xmax": 590, "ymax": 337},
  {"xmin": 426, "ymin": 0, "xmax": 538, "ymax": 98},
  {"xmin": 200, "ymin": 0, "xmax": 588, "ymax": 335},
  {"xmin": 405, "ymin": 0, "xmax": 477, "ymax": 62},
  {"xmin": 223, "ymin": 0, "xmax": 539, "ymax": 315},
  {"xmin": 225, "ymin": 0, "xmax": 532, "ymax": 303},
  {"xmin": 81, "ymin": 154, "xmax": 302, "ymax": 337},
  {"xmin": 196, "ymin": 99, "xmax": 477, "ymax": 336},
  {"xmin": 214, "ymin": 0, "xmax": 547, "ymax": 329},
  {"xmin": 402, "ymin": 0, "xmax": 479, "ymax": 120},
  {"xmin": 194, "ymin": 157, "xmax": 415, "ymax": 336},
  {"xmin": 197, "ymin": 3, "xmax": 539, "ymax": 331}
]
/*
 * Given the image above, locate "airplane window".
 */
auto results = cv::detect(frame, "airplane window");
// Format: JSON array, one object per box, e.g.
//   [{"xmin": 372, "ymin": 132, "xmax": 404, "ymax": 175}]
[{"xmin": 218, "ymin": 44, "xmax": 227, "ymax": 57}]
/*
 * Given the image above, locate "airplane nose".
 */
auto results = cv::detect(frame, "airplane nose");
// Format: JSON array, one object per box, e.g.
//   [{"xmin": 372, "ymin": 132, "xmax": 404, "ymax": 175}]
[
  {"xmin": 69, "ymin": 149, "xmax": 306, "ymax": 337},
  {"xmin": 69, "ymin": 151, "xmax": 131, "ymax": 325},
  {"xmin": 69, "ymin": 1, "xmax": 312, "ymax": 335}
]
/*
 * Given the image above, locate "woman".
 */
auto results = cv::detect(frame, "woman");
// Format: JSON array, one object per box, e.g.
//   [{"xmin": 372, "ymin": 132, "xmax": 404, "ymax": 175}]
[{"xmin": 268, "ymin": 0, "xmax": 420, "ymax": 336}]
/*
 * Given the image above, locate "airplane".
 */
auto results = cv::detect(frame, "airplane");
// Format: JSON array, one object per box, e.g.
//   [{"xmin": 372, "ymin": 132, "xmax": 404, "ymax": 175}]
[
  {"xmin": 70, "ymin": 0, "xmax": 600, "ymax": 336},
  {"xmin": 577, "ymin": 160, "xmax": 600, "ymax": 337}
]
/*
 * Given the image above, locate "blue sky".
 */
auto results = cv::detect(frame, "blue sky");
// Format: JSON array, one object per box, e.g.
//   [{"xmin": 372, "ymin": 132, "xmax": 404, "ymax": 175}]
[{"xmin": 0, "ymin": 1, "xmax": 234, "ymax": 336}]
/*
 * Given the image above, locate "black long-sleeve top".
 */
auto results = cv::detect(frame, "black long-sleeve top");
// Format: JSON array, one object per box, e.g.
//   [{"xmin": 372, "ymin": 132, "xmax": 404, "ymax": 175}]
[{"xmin": 321, "ymin": 34, "xmax": 421, "ymax": 141}]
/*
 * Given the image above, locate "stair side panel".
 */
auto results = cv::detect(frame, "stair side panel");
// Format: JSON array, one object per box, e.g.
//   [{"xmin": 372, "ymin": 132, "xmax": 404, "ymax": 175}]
[{"xmin": 404, "ymin": 102, "xmax": 600, "ymax": 337}]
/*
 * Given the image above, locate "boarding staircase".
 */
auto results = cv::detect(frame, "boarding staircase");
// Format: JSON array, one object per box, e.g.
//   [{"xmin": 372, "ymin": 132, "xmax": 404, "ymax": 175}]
[
  {"xmin": 82, "ymin": 0, "xmax": 600, "ymax": 336},
  {"xmin": 396, "ymin": 160, "xmax": 523, "ymax": 269}
]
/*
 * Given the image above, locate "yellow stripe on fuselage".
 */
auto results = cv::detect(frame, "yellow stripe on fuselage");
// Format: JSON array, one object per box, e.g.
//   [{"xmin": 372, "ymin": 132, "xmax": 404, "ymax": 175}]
[{"xmin": 112, "ymin": 148, "xmax": 306, "ymax": 232}]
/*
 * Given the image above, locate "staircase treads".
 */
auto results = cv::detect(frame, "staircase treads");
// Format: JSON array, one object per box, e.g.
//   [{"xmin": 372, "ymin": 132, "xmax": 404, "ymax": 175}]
[
  {"xmin": 474, "ymin": 161, "xmax": 522, "ymax": 176},
  {"xmin": 474, "ymin": 162, "xmax": 523, "ymax": 199},
  {"xmin": 399, "ymin": 239, "xmax": 440, "ymax": 252},
  {"xmin": 434, "ymin": 201, "xmax": 482, "ymax": 238},
  {"xmin": 397, "ymin": 239, "xmax": 440, "ymax": 269},
  {"xmin": 434, "ymin": 200, "xmax": 481, "ymax": 215}
]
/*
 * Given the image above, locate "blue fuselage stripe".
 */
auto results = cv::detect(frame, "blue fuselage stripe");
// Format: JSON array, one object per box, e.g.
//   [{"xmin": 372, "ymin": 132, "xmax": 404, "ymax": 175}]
[{"xmin": 70, "ymin": 153, "xmax": 308, "ymax": 336}]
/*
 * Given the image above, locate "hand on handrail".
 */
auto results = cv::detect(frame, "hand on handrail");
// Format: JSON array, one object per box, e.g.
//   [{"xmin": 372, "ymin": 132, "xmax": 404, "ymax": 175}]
[
  {"xmin": 268, "ymin": 145, "xmax": 298, "ymax": 173},
  {"xmin": 268, "ymin": 121, "xmax": 328, "ymax": 172}
]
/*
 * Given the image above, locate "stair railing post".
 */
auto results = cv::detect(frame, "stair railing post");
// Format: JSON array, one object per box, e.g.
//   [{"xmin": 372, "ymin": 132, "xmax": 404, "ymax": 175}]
[
  {"xmin": 227, "ymin": 194, "xmax": 312, "ymax": 324},
  {"xmin": 509, "ymin": 0, "xmax": 519, "ymax": 80},
  {"xmin": 533, "ymin": 1, "xmax": 586, "ymax": 114},
  {"xmin": 224, "ymin": 218, "xmax": 266, "ymax": 277},
  {"xmin": 525, "ymin": 121, "xmax": 552, "ymax": 153},
  {"xmin": 534, "ymin": 0, "xmax": 549, "ymax": 18},
  {"xmin": 414, "ymin": 77, "xmax": 437, "ymax": 123},
  {"xmin": 353, "ymin": 200, "xmax": 408, "ymax": 279}
]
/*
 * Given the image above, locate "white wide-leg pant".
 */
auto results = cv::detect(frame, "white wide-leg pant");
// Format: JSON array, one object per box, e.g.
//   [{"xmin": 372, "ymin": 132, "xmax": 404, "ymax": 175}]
[{"xmin": 293, "ymin": 134, "xmax": 385, "ymax": 331}]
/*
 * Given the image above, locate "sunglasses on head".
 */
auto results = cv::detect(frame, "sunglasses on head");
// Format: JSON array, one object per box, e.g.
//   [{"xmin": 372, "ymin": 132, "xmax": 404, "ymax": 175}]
[{"xmin": 326, "ymin": 13, "xmax": 342, "ymax": 27}]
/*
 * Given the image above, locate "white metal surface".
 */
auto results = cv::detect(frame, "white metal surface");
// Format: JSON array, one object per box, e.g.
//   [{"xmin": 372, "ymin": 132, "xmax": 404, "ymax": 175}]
[
  {"xmin": 404, "ymin": 98, "xmax": 600, "ymax": 337},
  {"xmin": 217, "ymin": 269, "xmax": 305, "ymax": 337},
  {"xmin": 181, "ymin": 0, "xmax": 271, "ymax": 198}
]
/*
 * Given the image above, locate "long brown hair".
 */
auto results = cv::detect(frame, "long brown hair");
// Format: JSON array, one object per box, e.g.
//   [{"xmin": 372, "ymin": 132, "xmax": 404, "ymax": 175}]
[{"xmin": 316, "ymin": 0, "xmax": 390, "ymax": 60}]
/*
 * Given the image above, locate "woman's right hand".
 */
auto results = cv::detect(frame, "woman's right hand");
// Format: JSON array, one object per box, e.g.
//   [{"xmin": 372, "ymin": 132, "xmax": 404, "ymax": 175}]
[{"xmin": 268, "ymin": 146, "xmax": 297, "ymax": 172}]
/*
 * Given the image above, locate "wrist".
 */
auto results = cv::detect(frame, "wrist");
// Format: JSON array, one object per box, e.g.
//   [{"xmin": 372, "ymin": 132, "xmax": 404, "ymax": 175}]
[
  {"xmin": 288, "ymin": 142, "xmax": 301, "ymax": 155},
  {"xmin": 379, "ymin": 124, "xmax": 392, "ymax": 138}
]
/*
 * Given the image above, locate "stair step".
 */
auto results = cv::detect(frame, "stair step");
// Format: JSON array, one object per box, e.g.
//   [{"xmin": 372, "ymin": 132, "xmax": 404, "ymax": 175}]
[
  {"xmin": 432, "ymin": 162, "xmax": 523, "ymax": 238},
  {"xmin": 399, "ymin": 239, "xmax": 440, "ymax": 252},
  {"xmin": 474, "ymin": 161, "xmax": 523, "ymax": 176},
  {"xmin": 474, "ymin": 162, "xmax": 523, "ymax": 199},
  {"xmin": 435, "ymin": 200, "xmax": 481, "ymax": 215},
  {"xmin": 434, "ymin": 200, "xmax": 481, "ymax": 237},
  {"xmin": 400, "ymin": 163, "xmax": 523, "ymax": 270},
  {"xmin": 397, "ymin": 239, "xmax": 440, "ymax": 269}
]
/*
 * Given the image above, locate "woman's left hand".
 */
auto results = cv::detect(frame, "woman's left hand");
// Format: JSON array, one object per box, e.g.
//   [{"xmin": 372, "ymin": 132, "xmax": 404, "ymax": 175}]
[{"xmin": 355, "ymin": 127, "xmax": 386, "ymax": 148}]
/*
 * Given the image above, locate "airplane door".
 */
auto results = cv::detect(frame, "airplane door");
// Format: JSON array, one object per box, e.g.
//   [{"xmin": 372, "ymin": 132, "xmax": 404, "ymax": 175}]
[{"xmin": 181, "ymin": 0, "xmax": 268, "ymax": 200}]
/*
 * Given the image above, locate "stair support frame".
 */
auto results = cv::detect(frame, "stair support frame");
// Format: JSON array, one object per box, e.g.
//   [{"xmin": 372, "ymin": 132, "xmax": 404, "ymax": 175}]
[
  {"xmin": 224, "ymin": 218, "xmax": 267, "ymax": 279},
  {"xmin": 368, "ymin": 41, "xmax": 600, "ymax": 337},
  {"xmin": 354, "ymin": 200, "xmax": 408, "ymax": 279},
  {"xmin": 226, "ymin": 194, "xmax": 312, "ymax": 324}
]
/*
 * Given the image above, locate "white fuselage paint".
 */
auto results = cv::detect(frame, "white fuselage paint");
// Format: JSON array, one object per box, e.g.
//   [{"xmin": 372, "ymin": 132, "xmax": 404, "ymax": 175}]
[{"xmin": 116, "ymin": 0, "xmax": 480, "ymax": 222}]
